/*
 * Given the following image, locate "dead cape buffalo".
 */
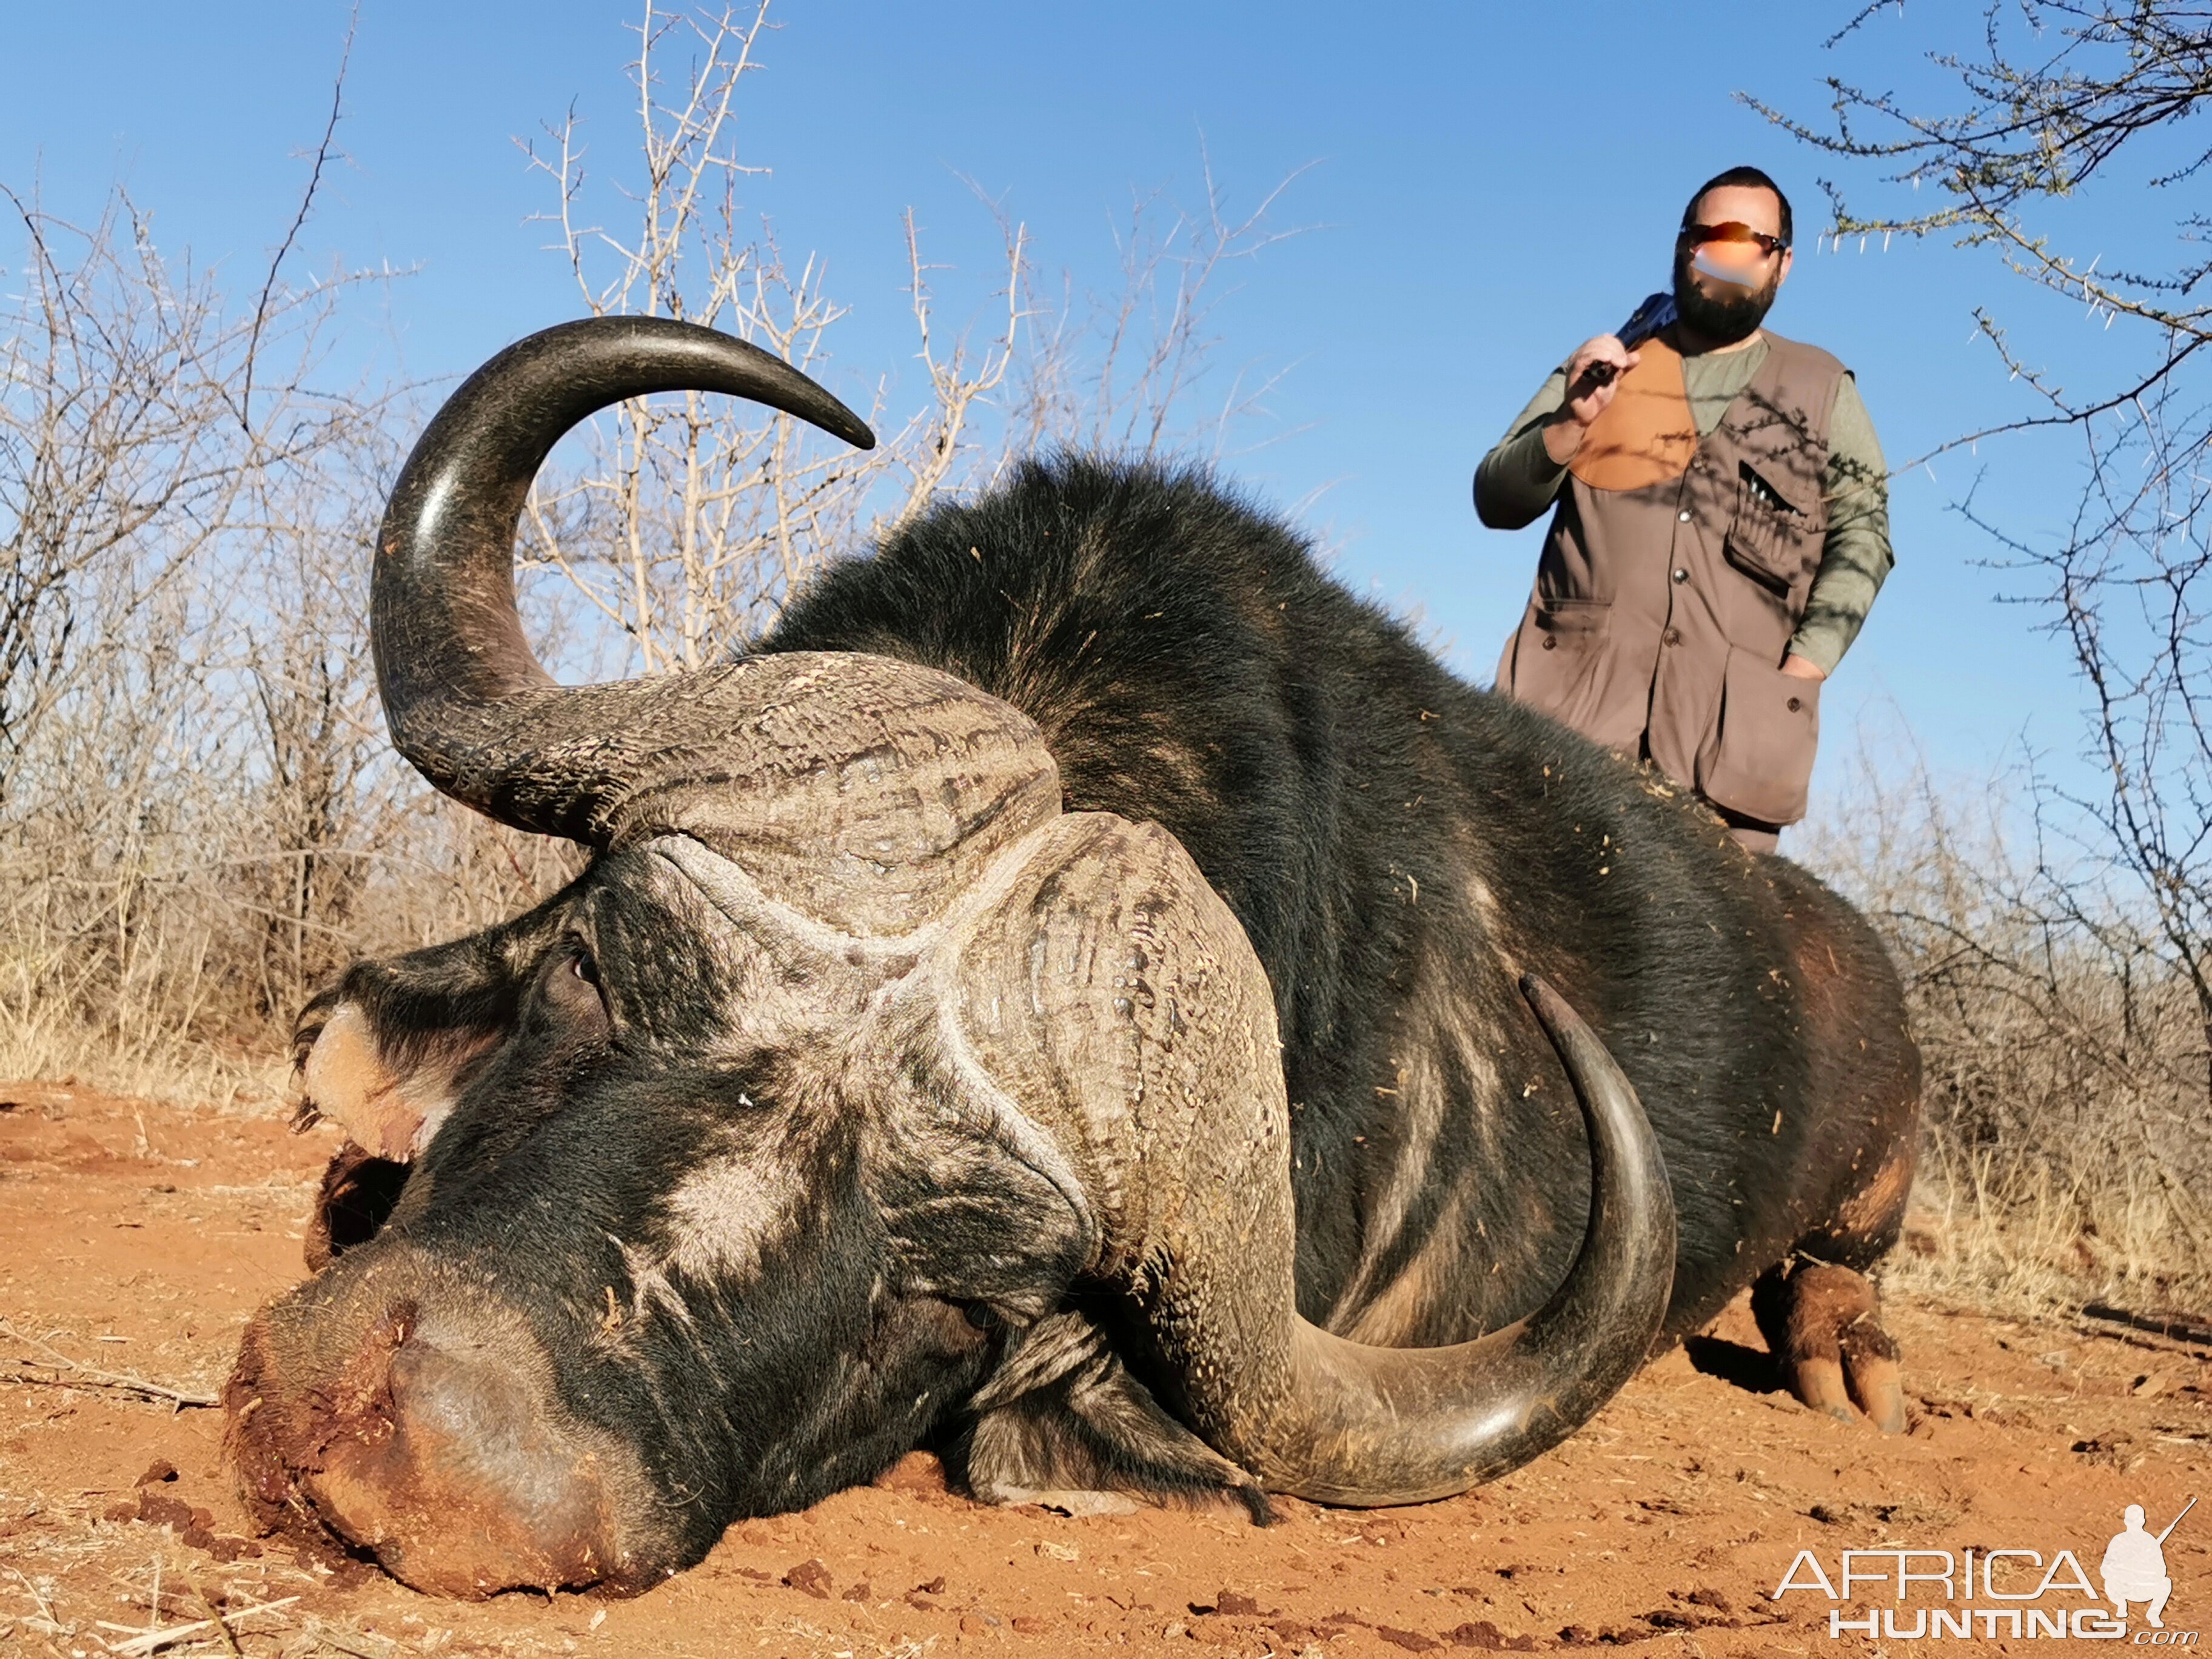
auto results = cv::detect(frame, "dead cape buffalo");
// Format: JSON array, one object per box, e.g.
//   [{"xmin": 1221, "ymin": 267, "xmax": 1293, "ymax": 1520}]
[{"xmin": 226, "ymin": 317, "xmax": 1920, "ymax": 1598}]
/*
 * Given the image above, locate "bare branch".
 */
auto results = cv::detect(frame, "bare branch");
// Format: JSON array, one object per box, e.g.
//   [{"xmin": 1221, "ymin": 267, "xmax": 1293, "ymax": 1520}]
[{"xmin": 241, "ymin": 2, "xmax": 356, "ymax": 433}]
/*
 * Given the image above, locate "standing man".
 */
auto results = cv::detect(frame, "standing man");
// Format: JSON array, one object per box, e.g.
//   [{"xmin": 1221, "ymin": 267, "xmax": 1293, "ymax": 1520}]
[{"xmin": 1477, "ymin": 166, "xmax": 1891, "ymax": 852}]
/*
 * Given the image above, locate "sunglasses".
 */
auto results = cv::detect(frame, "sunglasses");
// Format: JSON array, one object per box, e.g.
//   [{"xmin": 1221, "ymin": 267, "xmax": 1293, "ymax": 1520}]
[{"xmin": 1681, "ymin": 221, "xmax": 1788, "ymax": 257}]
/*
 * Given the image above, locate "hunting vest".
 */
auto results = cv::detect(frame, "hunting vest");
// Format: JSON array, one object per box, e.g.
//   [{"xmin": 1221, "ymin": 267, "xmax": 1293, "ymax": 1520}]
[{"xmin": 1496, "ymin": 329, "xmax": 1849, "ymax": 828}]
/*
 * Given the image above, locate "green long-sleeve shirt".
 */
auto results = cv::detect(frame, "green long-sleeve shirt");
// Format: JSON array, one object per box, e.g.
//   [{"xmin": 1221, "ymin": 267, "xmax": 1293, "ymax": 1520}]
[{"xmin": 1473, "ymin": 338, "xmax": 1893, "ymax": 673}]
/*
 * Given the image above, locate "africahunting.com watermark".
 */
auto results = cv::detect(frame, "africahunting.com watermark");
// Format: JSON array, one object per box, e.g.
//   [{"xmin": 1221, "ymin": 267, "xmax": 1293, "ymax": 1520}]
[{"xmin": 1773, "ymin": 1498, "xmax": 2197, "ymax": 1641}]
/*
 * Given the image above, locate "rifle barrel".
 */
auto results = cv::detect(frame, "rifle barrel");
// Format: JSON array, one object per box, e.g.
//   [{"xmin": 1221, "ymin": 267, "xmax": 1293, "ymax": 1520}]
[{"xmin": 2156, "ymin": 1495, "xmax": 2197, "ymax": 1544}]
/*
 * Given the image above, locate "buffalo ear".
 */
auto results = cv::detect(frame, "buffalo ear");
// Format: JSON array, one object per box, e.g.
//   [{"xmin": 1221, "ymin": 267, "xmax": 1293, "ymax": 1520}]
[
  {"xmin": 292, "ymin": 991, "xmax": 495, "ymax": 1162},
  {"xmin": 289, "ymin": 901, "xmax": 569, "ymax": 1266},
  {"xmin": 289, "ymin": 888, "xmax": 573, "ymax": 1158},
  {"xmin": 290, "ymin": 980, "xmax": 500, "ymax": 1272},
  {"xmin": 953, "ymin": 1312, "xmax": 1269, "ymax": 1520}
]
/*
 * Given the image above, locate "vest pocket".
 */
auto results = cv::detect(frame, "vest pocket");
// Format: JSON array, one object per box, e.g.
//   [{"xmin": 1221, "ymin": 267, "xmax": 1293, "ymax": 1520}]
[
  {"xmin": 1509, "ymin": 599, "xmax": 1641, "ymax": 754},
  {"xmin": 1721, "ymin": 463, "xmax": 1814, "ymax": 603},
  {"xmin": 1701, "ymin": 648, "xmax": 1820, "ymax": 826}
]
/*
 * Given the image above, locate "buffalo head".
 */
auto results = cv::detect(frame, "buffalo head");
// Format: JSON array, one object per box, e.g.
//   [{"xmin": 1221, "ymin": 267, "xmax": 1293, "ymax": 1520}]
[{"xmin": 227, "ymin": 318, "xmax": 1675, "ymax": 1597}]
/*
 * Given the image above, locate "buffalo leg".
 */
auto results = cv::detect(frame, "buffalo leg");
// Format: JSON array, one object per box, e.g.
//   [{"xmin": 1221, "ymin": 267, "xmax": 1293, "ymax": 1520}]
[{"xmin": 1751, "ymin": 1259, "xmax": 1906, "ymax": 1433}]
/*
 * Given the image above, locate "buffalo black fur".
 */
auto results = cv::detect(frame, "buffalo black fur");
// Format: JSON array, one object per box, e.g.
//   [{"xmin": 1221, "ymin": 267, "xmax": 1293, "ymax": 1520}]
[{"xmin": 767, "ymin": 454, "xmax": 1917, "ymax": 1347}]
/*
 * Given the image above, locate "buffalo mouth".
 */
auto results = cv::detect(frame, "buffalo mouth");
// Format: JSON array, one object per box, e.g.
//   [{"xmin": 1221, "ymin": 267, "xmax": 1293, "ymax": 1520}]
[
  {"xmin": 304, "ymin": 1142, "xmax": 411, "ymax": 1271},
  {"xmin": 226, "ymin": 1255, "xmax": 669, "ymax": 1599}
]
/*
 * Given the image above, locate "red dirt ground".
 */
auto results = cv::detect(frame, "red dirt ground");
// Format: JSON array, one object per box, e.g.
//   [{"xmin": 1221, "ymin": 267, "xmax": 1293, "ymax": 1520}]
[{"xmin": 1, "ymin": 1082, "xmax": 2206, "ymax": 1658}]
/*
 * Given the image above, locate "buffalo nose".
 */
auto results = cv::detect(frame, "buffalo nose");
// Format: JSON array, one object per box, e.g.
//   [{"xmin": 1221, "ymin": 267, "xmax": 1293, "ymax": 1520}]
[{"xmin": 229, "ymin": 1272, "xmax": 657, "ymax": 1598}]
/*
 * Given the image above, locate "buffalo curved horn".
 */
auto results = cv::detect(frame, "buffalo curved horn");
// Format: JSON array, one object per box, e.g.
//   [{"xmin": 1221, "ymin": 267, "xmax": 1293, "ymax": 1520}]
[
  {"xmin": 372, "ymin": 318, "xmax": 1063, "ymax": 933},
  {"xmin": 942, "ymin": 814, "xmax": 1677, "ymax": 1504},
  {"xmin": 1269, "ymin": 972, "xmax": 1676, "ymax": 1503}
]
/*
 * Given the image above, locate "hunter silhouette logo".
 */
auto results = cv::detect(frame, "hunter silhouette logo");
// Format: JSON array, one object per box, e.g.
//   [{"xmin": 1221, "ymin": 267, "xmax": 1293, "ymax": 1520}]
[
  {"xmin": 1773, "ymin": 1494, "xmax": 2198, "ymax": 1641},
  {"xmin": 2105, "ymin": 1500, "xmax": 2194, "ymax": 1631}
]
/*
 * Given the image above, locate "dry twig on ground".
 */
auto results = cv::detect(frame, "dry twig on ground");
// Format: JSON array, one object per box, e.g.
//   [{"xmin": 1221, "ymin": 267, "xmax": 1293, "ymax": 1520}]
[
  {"xmin": 0, "ymin": 1319, "xmax": 216, "ymax": 1409},
  {"xmin": 96, "ymin": 1594, "xmax": 299, "ymax": 1658}
]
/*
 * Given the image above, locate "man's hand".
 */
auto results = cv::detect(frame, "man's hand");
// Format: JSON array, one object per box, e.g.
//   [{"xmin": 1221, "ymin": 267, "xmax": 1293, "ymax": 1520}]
[
  {"xmin": 1780, "ymin": 654, "xmax": 1826, "ymax": 682},
  {"xmin": 1542, "ymin": 335, "xmax": 1641, "ymax": 466}
]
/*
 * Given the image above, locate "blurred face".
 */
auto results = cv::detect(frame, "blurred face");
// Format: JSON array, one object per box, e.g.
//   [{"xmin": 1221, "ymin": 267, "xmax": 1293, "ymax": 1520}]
[{"xmin": 1671, "ymin": 184, "xmax": 1794, "ymax": 347}]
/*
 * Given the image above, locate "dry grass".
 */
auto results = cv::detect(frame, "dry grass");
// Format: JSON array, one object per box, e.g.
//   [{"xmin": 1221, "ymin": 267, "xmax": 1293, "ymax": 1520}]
[
  {"xmin": 6, "ymin": 4, "xmax": 2200, "ymax": 1327},
  {"xmin": 1802, "ymin": 742, "xmax": 2212, "ymax": 1321},
  {"xmin": 0, "ymin": 4, "xmax": 1299, "ymax": 1110}
]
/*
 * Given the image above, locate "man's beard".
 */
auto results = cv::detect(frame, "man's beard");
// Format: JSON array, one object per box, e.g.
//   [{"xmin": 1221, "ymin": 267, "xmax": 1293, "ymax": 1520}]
[{"xmin": 1672, "ymin": 245, "xmax": 1780, "ymax": 346}]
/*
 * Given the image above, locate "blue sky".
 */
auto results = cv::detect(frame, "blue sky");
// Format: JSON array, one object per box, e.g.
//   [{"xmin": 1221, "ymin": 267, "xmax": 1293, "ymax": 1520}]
[{"xmin": 0, "ymin": 1, "xmax": 2150, "ymax": 816}]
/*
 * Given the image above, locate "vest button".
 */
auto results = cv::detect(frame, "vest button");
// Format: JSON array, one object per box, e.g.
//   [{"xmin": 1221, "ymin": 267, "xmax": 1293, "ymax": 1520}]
[
  {"xmin": 1678, "ymin": 509, "xmax": 1692, "ymax": 523},
  {"xmin": 1672, "ymin": 568, "xmax": 1689, "ymax": 583},
  {"xmin": 1542, "ymin": 635, "xmax": 1558, "ymax": 650},
  {"xmin": 1662, "ymin": 628, "xmax": 1682, "ymax": 646}
]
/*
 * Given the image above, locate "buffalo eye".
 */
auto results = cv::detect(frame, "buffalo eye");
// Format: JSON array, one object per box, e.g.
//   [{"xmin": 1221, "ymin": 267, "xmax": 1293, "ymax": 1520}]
[{"xmin": 542, "ymin": 943, "xmax": 611, "ymax": 1037}]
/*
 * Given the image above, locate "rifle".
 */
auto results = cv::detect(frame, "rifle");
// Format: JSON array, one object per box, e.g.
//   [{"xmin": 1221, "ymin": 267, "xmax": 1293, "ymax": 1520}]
[
  {"xmin": 2156, "ymin": 1495, "xmax": 2196, "ymax": 1545},
  {"xmin": 1581, "ymin": 292, "xmax": 1677, "ymax": 389}
]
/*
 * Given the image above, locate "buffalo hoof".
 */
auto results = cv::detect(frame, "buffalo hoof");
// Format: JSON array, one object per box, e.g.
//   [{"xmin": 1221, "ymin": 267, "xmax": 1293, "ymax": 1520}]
[
  {"xmin": 1849, "ymin": 1353, "xmax": 1908, "ymax": 1434},
  {"xmin": 1792, "ymin": 1356, "xmax": 1857, "ymax": 1423},
  {"xmin": 1755, "ymin": 1260, "xmax": 1908, "ymax": 1435}
]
